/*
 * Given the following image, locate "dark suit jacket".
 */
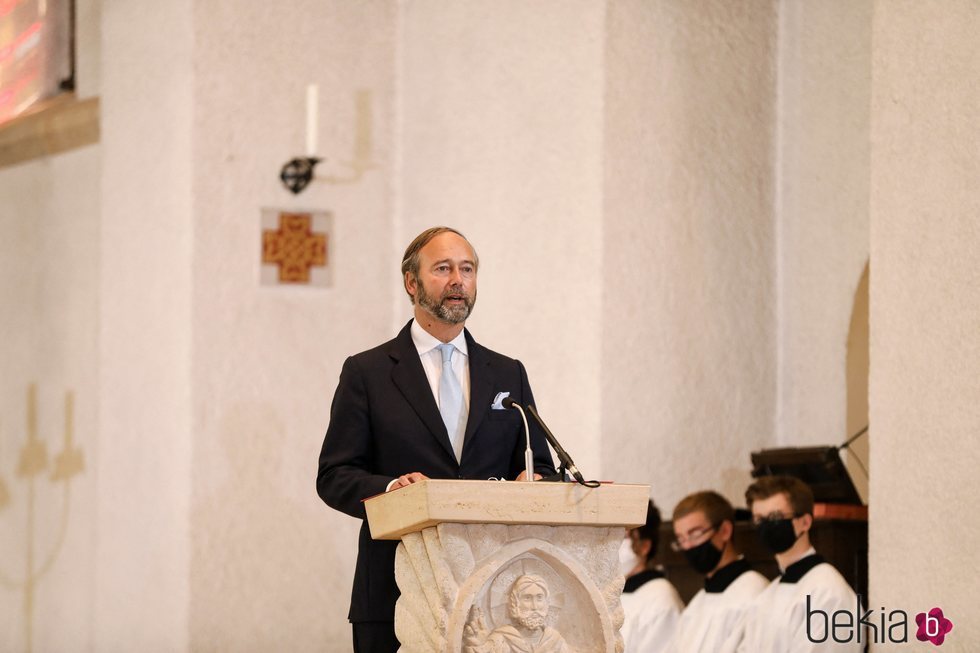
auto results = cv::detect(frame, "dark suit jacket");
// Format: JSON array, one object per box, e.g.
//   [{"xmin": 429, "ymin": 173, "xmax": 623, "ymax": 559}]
[{"xmin": 316, "ymin": 320, "xmax": 556, "ymax": 623}]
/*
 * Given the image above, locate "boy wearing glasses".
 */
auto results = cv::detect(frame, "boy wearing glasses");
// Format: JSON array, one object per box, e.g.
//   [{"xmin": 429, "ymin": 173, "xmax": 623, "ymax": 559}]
[
  {"xmin": 668, "ymin": 491, "xmax": 768, "ymax": 652},
  {"xmin": 618, "ymin": 500, "xmax": 683, "ymax": 653},
  {"xmin": 736, "ymin": 475, "xmax": 862, "ymax": 652}
]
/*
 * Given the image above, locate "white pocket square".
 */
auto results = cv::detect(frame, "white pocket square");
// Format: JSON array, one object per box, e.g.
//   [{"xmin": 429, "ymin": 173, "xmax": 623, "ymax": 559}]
[{"xmin": 491, "ymin": 392, "xmax": 511, "ymax": 410}]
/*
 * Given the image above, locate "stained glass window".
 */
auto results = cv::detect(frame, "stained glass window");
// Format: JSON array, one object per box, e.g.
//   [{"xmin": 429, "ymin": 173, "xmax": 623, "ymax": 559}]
[{"xmin": 0, "ymin": 0, "xmax": 73, "ymax": 126}]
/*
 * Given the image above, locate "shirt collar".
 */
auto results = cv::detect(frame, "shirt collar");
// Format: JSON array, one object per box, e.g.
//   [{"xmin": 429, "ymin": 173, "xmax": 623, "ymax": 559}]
[
  {"xmin": 704, "ymin": 557, "xmax": 752, "ymax": 594},
  {"xmin": 779, "ymin": 549, "xmax": 825, "ymax": 584},
  {"xmin": 778, "ymin": 546, "xmax": 817, "ymax": 573},
  {"xmin": 410, "ymin": 319, "xmax": 468, "ymax": 357},
  {"xmin": 623, "ymin": 568, "xmax": 666, "ymax": 593}
]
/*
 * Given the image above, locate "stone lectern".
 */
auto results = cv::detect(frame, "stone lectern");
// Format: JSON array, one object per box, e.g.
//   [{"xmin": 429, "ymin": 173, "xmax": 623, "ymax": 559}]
[{"xmin": 364, "ymin": 479, "xmax": 650, "ymax": 653}]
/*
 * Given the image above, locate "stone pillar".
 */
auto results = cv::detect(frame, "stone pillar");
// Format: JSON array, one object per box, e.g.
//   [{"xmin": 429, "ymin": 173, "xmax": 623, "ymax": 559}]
[
  {"xmin": 96, "ymin": 0, "xmax": 194, "ymax": 649},
  {"xmin": 602, "ymin": 0, "xmax": 779, "ymax": 506},
  {"xmin": 870, "ymin": 0, "xmax": 980, "ymax": 646}
]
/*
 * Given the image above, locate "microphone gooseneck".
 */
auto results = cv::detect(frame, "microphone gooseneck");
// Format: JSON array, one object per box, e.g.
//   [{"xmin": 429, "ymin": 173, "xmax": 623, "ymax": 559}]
[
  {"xmin": 525, "ymin": 403, "xmax": 600, "ymax": 488},
  {"xmin": 501, "ymin": 396, "xmax": 534, "ymax": 482}
]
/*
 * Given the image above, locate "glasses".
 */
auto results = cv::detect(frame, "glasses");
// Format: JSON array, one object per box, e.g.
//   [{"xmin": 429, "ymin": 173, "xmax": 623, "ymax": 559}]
[
  {"xmin": 751, "ymin": 512, "xmax": 802, "ymax": 527},
  {"xmin": 670, "ymin": 525, "xmax": 717, "ymax": 552}
]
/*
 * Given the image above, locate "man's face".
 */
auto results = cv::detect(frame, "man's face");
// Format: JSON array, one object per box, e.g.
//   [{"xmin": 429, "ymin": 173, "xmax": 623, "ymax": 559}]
[
  {"xmin": 512, "ymin": 583, "xmax": 548, "ymax": 630},
  {"xmin": 627, "ymin": 528, "xmax": 650, "ymax": 558},
  {"xmin": 406, "ymin": 232, "xmax": 477, "ymax": 325},
  {"xmin": 672, "ymin": 510, "xmax": 721, "ymax": 551}
]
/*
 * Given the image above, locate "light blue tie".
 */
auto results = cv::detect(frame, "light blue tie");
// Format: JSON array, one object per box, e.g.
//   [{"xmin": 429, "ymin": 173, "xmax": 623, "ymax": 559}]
[{"xmin": 437, "ymin": 344, "xmax": 466, "ymax": 462}]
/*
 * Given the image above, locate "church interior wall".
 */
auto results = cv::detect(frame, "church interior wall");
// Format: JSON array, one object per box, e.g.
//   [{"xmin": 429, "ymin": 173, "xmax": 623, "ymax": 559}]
[
  {"xmin": 75, "ymin": 0, "xmax": 101, "ymax": 100},
  {"xmin": 0, "ymin": 145, "xmax": 100, "ymax": 652},
  {"xmin": 772, "ymin": 0, "xmax": 872, "ymax": 501},
  {"xmin": 186, "ymin": 1, "xmax": 398, "ymax": 650},
  {"xmin": 869, "ymin": 0, "xmax": 980, "ymax": 646},
  {"xmin": 601, "ymin": 0, "xmax": 779, "ymax": 512},
  {"xmin": 394, "ymin": 0, "xmax": 606, "ymax": 495},
  {"xmin": 0, "ymin": 1, "xmax": 102, "ymax": 650},
  {"xmin": 1, "ymin": 0, "xmax": 976, "ymax": 650},
  {"xmin": 95, "ymin": 0, "xmax": 196, "ymax": 648}
]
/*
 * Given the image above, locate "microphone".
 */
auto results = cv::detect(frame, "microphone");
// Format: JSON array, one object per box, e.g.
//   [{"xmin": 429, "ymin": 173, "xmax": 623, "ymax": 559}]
[
  {"xmin": 524, "ymin": 404, "xmax": 588, "ymax": 484},
  {"xmin": 501, "ymin": 396, "xmax": 535, "ymax": 482}
]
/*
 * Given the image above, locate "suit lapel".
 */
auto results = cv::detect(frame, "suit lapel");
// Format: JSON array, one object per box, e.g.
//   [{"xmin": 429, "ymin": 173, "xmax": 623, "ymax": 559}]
[
  {"xmin": 462, "ymin": 330, "xmax": 494, "ymax": 457},
  {"xmin": 388, "ymin": 322, "xmax": 456, "ymax": 462}
]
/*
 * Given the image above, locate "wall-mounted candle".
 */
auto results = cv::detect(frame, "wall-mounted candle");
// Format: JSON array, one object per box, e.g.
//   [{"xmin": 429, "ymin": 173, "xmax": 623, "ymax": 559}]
[{"xmin": 305, "ymin": 83, "xmax": 319, "ymax": 156}]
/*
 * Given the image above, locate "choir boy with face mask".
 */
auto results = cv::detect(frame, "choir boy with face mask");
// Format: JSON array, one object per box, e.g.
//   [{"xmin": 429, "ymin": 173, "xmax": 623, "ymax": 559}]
[
  {"xmin": 618, "ymin": 500, "xmax": 683, "ymax": 653},
  {"xmin": 735, "ymin": 476, "xmax": 863, "ymax": 652},
  {"xmin": 668, "ymin": 491, "xmax": 768, "ymax": 652}
]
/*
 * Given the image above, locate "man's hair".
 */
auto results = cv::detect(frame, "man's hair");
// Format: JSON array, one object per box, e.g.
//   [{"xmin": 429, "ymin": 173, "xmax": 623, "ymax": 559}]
[
  {"xmin": 672, "ymin": 490, "xmax": 735, "ymax": 527},
  {"xmin": 744, "ymin": 475, "xmax": 815, "ymax": 517},
  {"xmin": 633, "ymin": 500, "xmax": 661, "ymax": 554},
  {"xmin": 400, "ymin": 226, "xmax": 479, "ymax": 303}
]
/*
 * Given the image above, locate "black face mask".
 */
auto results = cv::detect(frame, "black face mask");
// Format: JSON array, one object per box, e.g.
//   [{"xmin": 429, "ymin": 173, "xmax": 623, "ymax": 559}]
[
  {"xmin": 683, "ymin": 537, "xmax": 723, "ymax": 575},
  {"xmin": 755, "ymin": 518, "xmax": 800, "ymax": 554}
]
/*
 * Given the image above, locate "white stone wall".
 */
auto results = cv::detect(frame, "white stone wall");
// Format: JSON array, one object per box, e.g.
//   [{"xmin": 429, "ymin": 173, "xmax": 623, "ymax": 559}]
[
  {"xmin": 774, "ymin": 0, "xmax": 872, "ymax": 502},
  {"xmin": 188, "ymin": 1, "xmax": 397, "ymax": 650},
  {"xmin": 75, "ymin": 0, "xmax": 101, "ymax": 100},
  {"xmin": 602, "ymin": 0, "xmax": 778, "ymax": 509},
  {"xmin": 97, "ymin": 0, "xmax": 195, "ymax": 648},
  {"xmin": 0, "ymin": 3, "xmax": 102, "ymax": 651},
  {"xmin": 0, "ymin": 145, "xmax": 100, "ymax": 653},
  {"xmin": 870, "ymin": 1, "xmax": 980, "ymax": 649}
]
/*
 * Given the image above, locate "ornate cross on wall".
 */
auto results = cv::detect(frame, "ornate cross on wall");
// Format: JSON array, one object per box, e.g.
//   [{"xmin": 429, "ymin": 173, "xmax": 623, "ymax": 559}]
[{"xmin": 261, "ymin": 212, "xmax": 328, "ymax": 284}]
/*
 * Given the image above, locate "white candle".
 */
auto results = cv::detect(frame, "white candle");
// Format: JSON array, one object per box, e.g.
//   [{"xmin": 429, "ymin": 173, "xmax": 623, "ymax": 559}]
[{"xmin": 305, "ymin": 84, "xmax": 319, "ymax": 156}]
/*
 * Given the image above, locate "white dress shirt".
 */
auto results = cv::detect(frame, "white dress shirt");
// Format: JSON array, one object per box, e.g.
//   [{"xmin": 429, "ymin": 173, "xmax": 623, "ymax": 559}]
[
  {"xmin": 385, "ymin": 322, "xmax": 471, "ymax": 492},
  {"xmin": 410, "ymin": 319, "xmax": 470, "ymax": 413}
]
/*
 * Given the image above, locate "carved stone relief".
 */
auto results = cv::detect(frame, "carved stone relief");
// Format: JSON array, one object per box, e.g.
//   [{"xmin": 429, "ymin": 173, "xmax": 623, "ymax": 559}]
[
  {"xmin": 394, "ymin": 523, "xmax": 625, "ymax": 653},
  {"xmin": 463, "ymin": 571, "xmax": 573, "ymax": 652}
]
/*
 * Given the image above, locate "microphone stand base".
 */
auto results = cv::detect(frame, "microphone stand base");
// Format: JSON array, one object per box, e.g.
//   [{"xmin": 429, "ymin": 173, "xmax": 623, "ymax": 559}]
[{"xmin": 539, "ymin": 465, "xmax": 571, "ymax": 483}]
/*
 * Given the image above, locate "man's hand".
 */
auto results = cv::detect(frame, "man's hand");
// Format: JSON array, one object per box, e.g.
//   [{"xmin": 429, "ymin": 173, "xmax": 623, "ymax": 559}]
[
  {"xmin": 388, "ymin": 472, "xmax": 430, "ymax": 491},
  {"xmin": 515, "ymin": 470, "xmax": 543, "ymax": 481}
]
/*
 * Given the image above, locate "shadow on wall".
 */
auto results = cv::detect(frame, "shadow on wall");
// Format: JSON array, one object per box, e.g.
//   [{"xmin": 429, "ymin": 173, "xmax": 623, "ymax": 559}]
[
  {"xmin": 190, "ymin": 403, "xmax": 350, "ymax": 650},
  {"xmin": 0, "ymin": 384, "xmax": 85, "ymax": 653},
  {"xmin": 844, "ymin": 262, "xmax": 869, "ymax": 504}
]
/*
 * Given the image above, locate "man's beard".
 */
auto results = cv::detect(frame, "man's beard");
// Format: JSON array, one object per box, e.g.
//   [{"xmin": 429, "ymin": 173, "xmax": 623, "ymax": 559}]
[
  {"xmin": 513, "ymin": 610, "xmax": 547, "ymax": 630},
  {"xmin": 415, "ymin": 280, "xmax": 476, "ymax": 325}
]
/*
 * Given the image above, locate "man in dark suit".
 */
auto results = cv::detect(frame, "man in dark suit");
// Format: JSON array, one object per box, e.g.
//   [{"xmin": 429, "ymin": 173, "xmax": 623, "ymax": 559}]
[{"xmin": 317, "ymin": 226, "xmax": 556, "ymax": 653}]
